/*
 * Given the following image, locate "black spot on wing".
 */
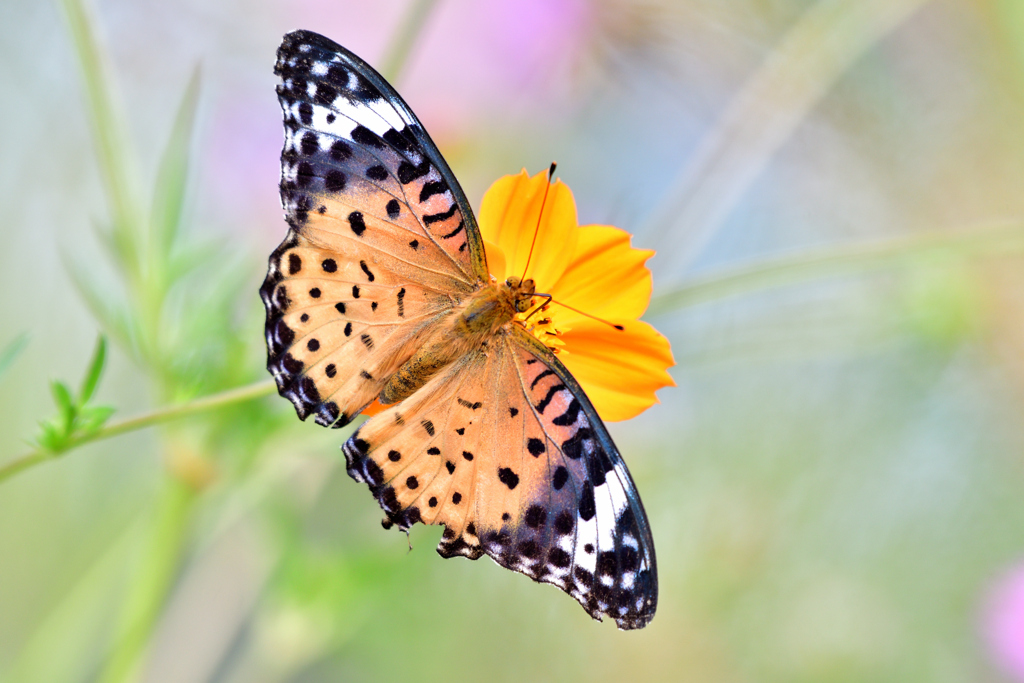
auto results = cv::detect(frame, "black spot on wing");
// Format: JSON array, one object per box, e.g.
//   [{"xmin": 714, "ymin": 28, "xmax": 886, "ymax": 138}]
[
  {"xmin": 561, "ymin": 427, "xmax": 593, "ymax": 460},
  {"xmin": 330, "ymin": 139, "xmax": 353, "ymax": 161},
  {"xmin": 419, "ymin": 180, "xmax": 447, "ymax": 202},
  {"xmin": 578, "ymin": 482, "xmax": 596, "ymax": 521},
  {"xmin": 535, "ymin": 384, "xmax": 565, "ymax": 414},
  {"xmin": 366, "ymin": 164, "xmax": 388, "ymax": 181},
  {"xmin": 423, "ymin": 204, "xmax": 458, "ymax": 226},
  {"xmin": 552, "ymin": 466, "xmax": 569, "ymax": 490},
  {"xmin": 530, "ymin": 369, "xmax": 554, "ymax": 389},
  {"xmin": 324, "ymin": 170, "xmax": 346, "ymax": 192},
  {"xmin": 440, "ymin": 219, "xmax": 464, "ymax": 239},
  {"xmin": 524, "ymin": 505, "xmax": 546, "ymax": 529},
  {"xmin": 349, "ymin": 211, "xmax": 366, "ymax": 236},
  {"xmin": 300, "ymin": 131, "xmax": 318, "ymax": 155},
  {"xmin": 351, "ymin": 125, "xmax": 384, "ymax": 149},
  {"xmin": 497, "ymin": 467, "xmax": 519, "ymax": 490},
  {"xmin": 552, "ymin": 398, "xmax": 581, "ymax": 426},
  {"xmin": 397, "ymin": 159, "xmax": 430, "ymax": 184}
]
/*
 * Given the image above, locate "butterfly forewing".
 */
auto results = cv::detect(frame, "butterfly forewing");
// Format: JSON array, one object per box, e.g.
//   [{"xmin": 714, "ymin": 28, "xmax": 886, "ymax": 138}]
[
  {"xmin": 263, "ymin": 30, "xmax": 491, "ymax": 426},
  {"xmin": 275, "ymin": 30, "xmax": 486, "ymax": 281},
  {"xmin": 341, "ymin": 328, "xmax": 658, "ymax": 630}
]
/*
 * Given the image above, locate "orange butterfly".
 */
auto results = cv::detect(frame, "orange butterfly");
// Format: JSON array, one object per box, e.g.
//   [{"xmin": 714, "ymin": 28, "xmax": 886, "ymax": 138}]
[{"xmin": 263, "ymin": 30, "xmax": 669, "ymax": 629}]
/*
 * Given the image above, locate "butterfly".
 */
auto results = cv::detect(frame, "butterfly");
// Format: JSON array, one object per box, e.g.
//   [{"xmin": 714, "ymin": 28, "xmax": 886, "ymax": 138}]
[{"xmin": 262, "ymin": 30, "xmax": 658, "ymax": 630}]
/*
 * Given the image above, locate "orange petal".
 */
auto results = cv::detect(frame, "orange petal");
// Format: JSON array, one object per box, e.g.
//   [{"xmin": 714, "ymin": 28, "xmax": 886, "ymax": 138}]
[
  {"xmin": 483, "ymin": 239, "xmax": 507, "ymax": 282},
  {"xmin": 478, "ymin": 169, "xmax": 578, "ymax": 288},
  {"xmin": 558, "ymin": 319, "xmax": 676, "ymax": 422},
  {"xmin": 550, "ymin": 224, "xmax": 654, "ymax": 325}
]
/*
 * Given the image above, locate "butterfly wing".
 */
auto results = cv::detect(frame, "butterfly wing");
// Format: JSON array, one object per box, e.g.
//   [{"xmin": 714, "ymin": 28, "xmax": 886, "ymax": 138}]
[
  {"xmin": 262, "ymin": 30, "xmax": 490, "ymax": 426},
  {"xmin": 342, "ymin": 326, "xmax": 658, "ymax": 630}
]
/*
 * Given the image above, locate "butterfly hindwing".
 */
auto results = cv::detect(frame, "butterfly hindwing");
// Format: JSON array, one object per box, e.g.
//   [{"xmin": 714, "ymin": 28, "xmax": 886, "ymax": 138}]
[
  {"xmin": 263, "ymin": 30, "xmax": 491, "ymax": 426},
  {"xmin": 341, "ymin": 327, "xmax": 658, "ymax": 630}
]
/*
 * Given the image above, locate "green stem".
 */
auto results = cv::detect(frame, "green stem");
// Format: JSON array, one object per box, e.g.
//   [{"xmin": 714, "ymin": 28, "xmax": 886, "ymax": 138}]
[
  {"xmin": 0, "ymin": 379, "xmax": 276, "ymax": 484},
  {"xmin": 648, "ymin": 221, "xmax": 1024, "ymax": 316},
  {"xmin": 378, "ymin": 0, "xmax": 442, "ymax": 83},
  {"xmin": 97, "ymin": 476, "xmax": 197, "ymax": 683}
]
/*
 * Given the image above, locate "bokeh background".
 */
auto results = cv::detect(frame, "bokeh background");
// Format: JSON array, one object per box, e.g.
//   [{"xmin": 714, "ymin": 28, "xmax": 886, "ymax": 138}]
[{"xmin": 2, "ymin": 0, "xmax": 1024, "ymax": 681}]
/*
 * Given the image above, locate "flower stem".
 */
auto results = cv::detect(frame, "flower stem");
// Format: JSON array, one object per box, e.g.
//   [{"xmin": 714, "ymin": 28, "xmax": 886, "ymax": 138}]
[
  {"xmin": 378, "ymin": 0, "xmax": 442, "ymax": 83},
  {"xmin": 647, "ymin": 221, "xmax": 1024, "ymax": 316},
  {"xmin": 0, "ymin": 379, "xmax": 276, "ymax": 484}
]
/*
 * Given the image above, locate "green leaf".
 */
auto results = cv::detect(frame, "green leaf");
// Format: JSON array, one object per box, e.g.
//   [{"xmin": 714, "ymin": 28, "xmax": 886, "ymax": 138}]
[
  {"xmin": 36, "ymin": 422, "xmax": 64, "ymax": 452},
  {"xmin": 151, "ymin": 65, "xmax": 202, "ymax": 259},
  {"xmin": 50, "ymin": 381, "xmax": 76, "ymax": 433},
  {"xmin": 76, "ymin": 405, "xmax": 116, "ymax": 433},
  {"xmin": 78, "ymin": 336, "xmax": 107, "ymax": 404},
  {"xmin": 0, "ymin": 333, "xmax": 29, "ymax": 380}
]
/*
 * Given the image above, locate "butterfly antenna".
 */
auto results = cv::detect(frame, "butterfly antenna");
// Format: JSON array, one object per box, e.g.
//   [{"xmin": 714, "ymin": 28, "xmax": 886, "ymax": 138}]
[
  {"xmin": 524, "ymin": 294, "xmax": 626, "ymax": 332},
  {"xmin": 519, "ymin": 162, "xmax": 557, "ymax": 280},
  {"xmin": 549, "ymin": 299, "xmax": 625, "ymax": 331}
]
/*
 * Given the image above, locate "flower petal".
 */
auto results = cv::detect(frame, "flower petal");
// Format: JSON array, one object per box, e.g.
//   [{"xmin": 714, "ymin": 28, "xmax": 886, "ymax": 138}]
[
  {"xmin": 483, "ymin": 239, "xmax": 507, "ymax": 282},
  {"xmin": 550, "ymin": 224, "xmax": 655, "ymax": 324},
  {"xmin": 558, "ymin": 319, "xmax": 675, "ymax": 422},
  {"xmin": 478, "ymin": 169, "xmax": 578, "ymax": 288}
]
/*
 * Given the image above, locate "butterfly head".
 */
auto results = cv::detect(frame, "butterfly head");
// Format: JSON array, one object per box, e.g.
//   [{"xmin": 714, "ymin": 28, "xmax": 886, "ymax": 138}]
[{"xmin": 503, "ymin": 276, "xmax": 536, "ymax": 313}]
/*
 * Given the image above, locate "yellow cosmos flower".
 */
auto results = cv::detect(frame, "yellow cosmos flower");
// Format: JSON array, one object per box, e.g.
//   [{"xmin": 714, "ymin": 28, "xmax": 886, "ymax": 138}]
[{"xmin": 480, "ymin": 168, "xmax": 675, "ymax": 422}]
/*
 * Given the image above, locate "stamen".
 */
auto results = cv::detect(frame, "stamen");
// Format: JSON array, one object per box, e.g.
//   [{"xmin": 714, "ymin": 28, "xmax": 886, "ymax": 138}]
[{"xmin": 519, "ymin": 162, "xmax": 557, "ymax": 280}]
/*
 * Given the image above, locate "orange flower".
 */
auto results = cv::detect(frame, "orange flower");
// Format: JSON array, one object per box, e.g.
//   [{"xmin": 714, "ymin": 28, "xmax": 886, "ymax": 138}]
[{"xmin": 480, "ymin": 168, "xmax": 675, "ymax": 421}]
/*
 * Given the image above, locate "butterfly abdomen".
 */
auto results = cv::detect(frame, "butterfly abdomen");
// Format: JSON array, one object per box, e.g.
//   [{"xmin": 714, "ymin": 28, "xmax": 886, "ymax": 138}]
[{"xmin": 379, "ymin": 284, "xmax": 515, "ymax": 405}]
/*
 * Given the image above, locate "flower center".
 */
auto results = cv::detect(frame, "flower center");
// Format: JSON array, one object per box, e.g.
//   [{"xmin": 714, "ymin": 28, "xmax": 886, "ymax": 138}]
[{"xmin": 515, "ymin": 298, "xmax": 567, "ymax": 353}]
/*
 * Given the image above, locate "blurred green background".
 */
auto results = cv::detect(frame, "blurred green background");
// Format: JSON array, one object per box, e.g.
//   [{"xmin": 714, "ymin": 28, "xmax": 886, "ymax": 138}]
[{"xmin": 2, "ymin": 0, "xmax": 1024, "ymax": 681}]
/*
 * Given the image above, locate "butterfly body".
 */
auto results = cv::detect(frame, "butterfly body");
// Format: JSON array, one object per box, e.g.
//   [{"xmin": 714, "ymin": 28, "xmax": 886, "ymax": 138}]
[
  {"xmin": 379, "ymin": 278, "xmax": 529, "ymax": 404},
  {"xmin": 264, "ymin": 30, "xmax": 659, "ymax": 629}
]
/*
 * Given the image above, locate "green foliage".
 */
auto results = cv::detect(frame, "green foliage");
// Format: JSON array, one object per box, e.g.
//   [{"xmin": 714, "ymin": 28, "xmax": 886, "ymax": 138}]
[{"xmin": 34, "ymin": 336, "xmax": 115, "ymax": 453}]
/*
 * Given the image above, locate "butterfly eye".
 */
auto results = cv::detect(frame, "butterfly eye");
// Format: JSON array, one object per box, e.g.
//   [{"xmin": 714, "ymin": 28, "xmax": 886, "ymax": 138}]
[{"xmin": 505, "ymin": 276, "xmax": 521, "ymax": 288}]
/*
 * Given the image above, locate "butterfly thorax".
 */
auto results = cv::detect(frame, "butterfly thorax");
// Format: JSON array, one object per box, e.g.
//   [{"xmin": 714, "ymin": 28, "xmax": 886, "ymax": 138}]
[{"xmin": 378, "ymin": 277, "xmax": 536, "ymax": 406}]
